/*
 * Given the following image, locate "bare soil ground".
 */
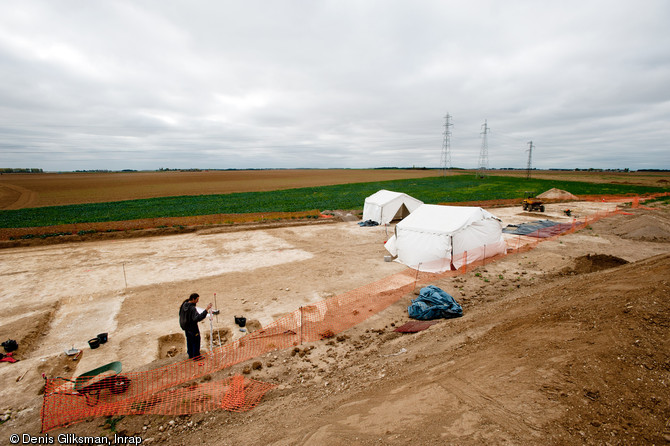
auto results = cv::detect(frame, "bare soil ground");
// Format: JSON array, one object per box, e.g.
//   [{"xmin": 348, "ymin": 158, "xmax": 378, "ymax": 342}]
[{"xmin": 0, "ymin": 201, "xmax": 669, "ymax": 445}]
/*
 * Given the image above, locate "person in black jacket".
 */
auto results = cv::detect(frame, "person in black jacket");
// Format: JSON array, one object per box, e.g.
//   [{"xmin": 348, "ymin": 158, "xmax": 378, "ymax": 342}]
[{"xmin": 179, "ymin": 293, "xmax": 212, "ymax": 359}]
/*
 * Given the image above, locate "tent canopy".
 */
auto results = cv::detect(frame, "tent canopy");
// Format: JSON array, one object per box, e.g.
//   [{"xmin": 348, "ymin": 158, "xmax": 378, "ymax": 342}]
[
  {"xmin": 362, "ymin": 189, "xmax": 423, "ymax": 225},
  {"xmin": 385, "ymin": 204, "xmax": 507, "ymax": 272}
]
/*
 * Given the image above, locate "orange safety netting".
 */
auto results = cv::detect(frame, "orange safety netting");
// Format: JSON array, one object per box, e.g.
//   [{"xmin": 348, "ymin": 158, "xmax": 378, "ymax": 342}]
[
  {"xmin": 503, "ymin": 207, "xmax": 625, "ymax": 255},
  {"xmin": 40, "ymin": 266, "xmax": 433, "ymax": 432},
  {"xmin": 583, "ymin": 192, "xmax": 669, "ymax": 208},
  {"xmin": 41, "ymin": 375, "xmax": 273, "ymax": 432},
  {"xmin": 40, "ymin": 202, "xmax": 641, "ymax": 432}
]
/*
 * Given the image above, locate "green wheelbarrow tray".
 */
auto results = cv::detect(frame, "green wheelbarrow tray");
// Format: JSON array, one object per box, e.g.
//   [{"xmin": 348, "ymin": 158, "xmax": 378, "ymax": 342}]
[
  {"xmin": 59, "ymin": 361, "xmax": 131, "ymax": 405},
  {"xmin": 73, "ymin": 361, "xmax": 122, "ymax": 392}
]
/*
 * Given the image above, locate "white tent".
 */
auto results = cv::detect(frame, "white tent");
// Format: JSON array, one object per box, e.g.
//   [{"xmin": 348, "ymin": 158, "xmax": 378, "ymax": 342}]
[
  {"xmin": 384, "ymin": 204, "xmax": 507, "ymax": 272},
  {"xmin": 362, "ymin": 189, "xmax": 423, "ymax": 225}
]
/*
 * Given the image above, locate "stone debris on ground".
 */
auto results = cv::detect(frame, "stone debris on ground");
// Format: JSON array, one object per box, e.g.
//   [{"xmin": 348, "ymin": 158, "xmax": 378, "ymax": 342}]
[{"xmin": 1, "ymin": 201, "xmax": 669, "ymax": 445}]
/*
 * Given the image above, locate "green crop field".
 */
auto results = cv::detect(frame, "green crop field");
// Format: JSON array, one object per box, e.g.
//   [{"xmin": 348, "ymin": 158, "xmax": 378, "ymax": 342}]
[{"xmin": 0, "ymin": 174, "xmax": 665, "ymax": 229}]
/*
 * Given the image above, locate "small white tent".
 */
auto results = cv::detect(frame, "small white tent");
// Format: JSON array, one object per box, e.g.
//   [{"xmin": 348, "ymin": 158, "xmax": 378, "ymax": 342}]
[
  {"xmin": 384, "ymin": 204, "xmax": 507, "ymax": 272},
  {"xmin": 362, "ymin": 190, "xmax": 423, "ymax": 225}
]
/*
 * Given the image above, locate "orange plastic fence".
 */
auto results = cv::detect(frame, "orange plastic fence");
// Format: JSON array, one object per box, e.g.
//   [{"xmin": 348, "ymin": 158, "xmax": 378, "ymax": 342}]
[
  {"xmin": 41, "ymin": 374, "xmax": 273, "ymax": 432},
  {"xmin": 40, "ymin": 267, "xmax": 428, "ymax": 432},
  {"xmin": 583, "ymin": 192, "xmax": 669, "ymax": 208},
  {"xmin": 40, "ymin": 202, "xmax": 635, "ymax": 432}
]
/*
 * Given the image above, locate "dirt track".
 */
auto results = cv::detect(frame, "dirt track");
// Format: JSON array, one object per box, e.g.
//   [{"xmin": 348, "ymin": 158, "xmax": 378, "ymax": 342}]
[{"xmin": 0, "ymin": 201, "xmax": 669, "ymax": 445}]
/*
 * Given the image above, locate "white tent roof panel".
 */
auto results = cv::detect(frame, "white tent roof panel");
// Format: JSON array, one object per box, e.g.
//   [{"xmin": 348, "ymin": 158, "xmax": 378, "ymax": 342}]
[{"xmin": 394, "ymin": 205, "xmax": 500, "ymax": 234}]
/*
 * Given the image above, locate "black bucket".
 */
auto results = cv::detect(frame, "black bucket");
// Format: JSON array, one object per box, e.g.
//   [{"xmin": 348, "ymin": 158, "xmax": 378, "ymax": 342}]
[
  {"xmin": 234, "ymin": 316, "xmax": 246, "ymax": 327},
  {"xmin": 1, "ymin": 339, "xmax": 18, "ymax": 353},
  {"xmin": 88, "ymin": 338, "xmax": 100, "ymax": 349},
  {"xmin": 97, "ymin": 333, "xmax": 108, "ymax": 344}
]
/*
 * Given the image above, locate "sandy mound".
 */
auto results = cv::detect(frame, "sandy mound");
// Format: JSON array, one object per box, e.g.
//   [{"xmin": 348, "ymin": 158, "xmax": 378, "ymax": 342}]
[
  {"xmin": 613, "ymin": 213, "xmax": 670, "ymax": 242},
  {"xmin": 562, "ymin": 254, "xmax": 629, "ymax": 275},
  {"xmin": 537, "ymin": 188, "xmax": 578, "ymax": 200}
]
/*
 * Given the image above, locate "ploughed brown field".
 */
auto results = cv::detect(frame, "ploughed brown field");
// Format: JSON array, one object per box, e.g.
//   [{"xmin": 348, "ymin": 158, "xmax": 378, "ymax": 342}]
[
  {"xmin": 0, "ymin": 169, "xmax": 443, "ymax": 209},
  {"xmin": 1, "ymin": 169, "xmax": 668, "ymax": 210},
  {"xmin": 485, "ymin": 169, "xmax": 670, "ymax": 188}
]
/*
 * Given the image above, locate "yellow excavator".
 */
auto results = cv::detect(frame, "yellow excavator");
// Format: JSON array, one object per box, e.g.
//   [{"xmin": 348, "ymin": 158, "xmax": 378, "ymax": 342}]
[{"xmin": 522, "ymin": 192, "xmax": 545, "ymax": 212}]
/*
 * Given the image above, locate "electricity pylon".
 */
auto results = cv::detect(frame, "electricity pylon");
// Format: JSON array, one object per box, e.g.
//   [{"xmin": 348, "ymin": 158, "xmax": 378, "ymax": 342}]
[
  {"xmin": 477, "ymin": 119, "xmax": 489, "ymax": 178},
  {"xmin": 440, "ymin": 113, "xmax": 453, "ymax": 176},
  {"xmin": 526, "ymin": 141, "xmax": 534, "ymax": 179}
]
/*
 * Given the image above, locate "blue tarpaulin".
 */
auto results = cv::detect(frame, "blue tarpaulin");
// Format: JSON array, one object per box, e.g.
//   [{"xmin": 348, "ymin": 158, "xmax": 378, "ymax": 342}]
[
  {"xmin": 408, "ymin": 285, "xmax": 463, "ymax": 320},
  {"xmin": 502, "ymin": 219, "xmax": 573, "ymax": 237}
]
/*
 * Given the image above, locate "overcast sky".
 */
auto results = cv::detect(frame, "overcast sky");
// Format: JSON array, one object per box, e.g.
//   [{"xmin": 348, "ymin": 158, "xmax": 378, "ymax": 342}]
[{"xmin": 1, "ymin": 1, "xmax": 669, "ymax": 172}]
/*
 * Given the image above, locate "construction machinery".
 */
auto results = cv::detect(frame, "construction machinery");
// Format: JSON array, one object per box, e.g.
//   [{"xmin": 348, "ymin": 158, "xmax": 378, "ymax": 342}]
[{"xmin": 522, "ymin": 193, "xmax": 545, "ymax": 212}]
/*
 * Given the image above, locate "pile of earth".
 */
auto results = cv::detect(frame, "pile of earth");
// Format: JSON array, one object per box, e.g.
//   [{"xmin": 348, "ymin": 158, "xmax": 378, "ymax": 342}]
[
  {"xmin": 537, "ymin": 188, "xmax": 579, "ymax": 200},
  {"xmin": 613, "ymin": 212, "xmax": 670, "ymax": 242},
  {"xmin": 322, "ymin": 210, "xmax": 360, "ymax": 222},
  {"xmin": 561, "ymin": 253, "xmax": 629, "ymax": 275}
]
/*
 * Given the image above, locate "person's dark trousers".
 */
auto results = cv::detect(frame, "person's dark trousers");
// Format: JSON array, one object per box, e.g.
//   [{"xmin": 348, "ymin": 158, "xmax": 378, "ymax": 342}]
[{"xmin": 185, "ymin": 330, "xmax": 201, "ymax": 359}]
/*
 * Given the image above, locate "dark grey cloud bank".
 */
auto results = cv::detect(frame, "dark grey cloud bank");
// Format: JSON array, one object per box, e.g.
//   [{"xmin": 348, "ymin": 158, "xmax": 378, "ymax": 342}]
[{"xmin": 1, "ymin": 1, "xmax": 669, "ymax": 171}]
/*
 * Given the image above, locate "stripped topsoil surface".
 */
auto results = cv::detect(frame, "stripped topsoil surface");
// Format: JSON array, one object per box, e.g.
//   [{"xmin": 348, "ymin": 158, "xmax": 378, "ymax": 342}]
[{"xmin": 0, "ymin": 203, "xmax": 669, "ymax": 445}]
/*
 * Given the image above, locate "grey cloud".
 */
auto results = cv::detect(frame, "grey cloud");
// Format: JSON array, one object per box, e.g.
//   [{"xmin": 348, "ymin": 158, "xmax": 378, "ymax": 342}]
[{"xmin": 0, "ymin": 0, "xmax": 668, "ymax": 171}]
